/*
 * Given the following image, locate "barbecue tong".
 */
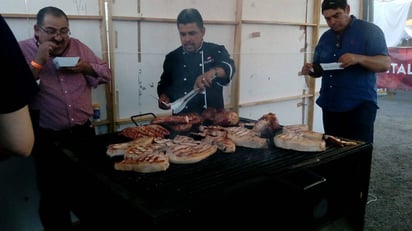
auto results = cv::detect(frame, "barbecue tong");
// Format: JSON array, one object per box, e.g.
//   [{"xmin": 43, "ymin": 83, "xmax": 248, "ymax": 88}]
[
  {"xmin": 164, "ymin": 75, "xmax": 216, "ymax": 114},
  {"xmin": 165, "ymin": 88, "xmax": 200, "ymax": 114}
]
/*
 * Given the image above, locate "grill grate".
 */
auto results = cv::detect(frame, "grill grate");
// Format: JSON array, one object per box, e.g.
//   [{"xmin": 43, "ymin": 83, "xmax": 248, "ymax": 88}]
[{"xmin": 67, "ymin": 124, "xmax": 362, "ymax": 224}]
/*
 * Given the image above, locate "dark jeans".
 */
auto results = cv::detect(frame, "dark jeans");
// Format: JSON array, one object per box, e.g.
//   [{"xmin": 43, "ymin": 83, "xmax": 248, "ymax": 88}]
[
  {"xmin": 32, "ymin": 120, "xmax": 96, "ymax": 231},
  {"xmin": 322, "ymin": 101, "xmax": 378, "ymax": 143}
]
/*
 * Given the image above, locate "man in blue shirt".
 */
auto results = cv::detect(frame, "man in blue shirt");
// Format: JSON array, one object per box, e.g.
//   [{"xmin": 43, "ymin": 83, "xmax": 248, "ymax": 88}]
[{"xmin": 301, "ymin": 0, "xmax": 391, "ymax": 143}]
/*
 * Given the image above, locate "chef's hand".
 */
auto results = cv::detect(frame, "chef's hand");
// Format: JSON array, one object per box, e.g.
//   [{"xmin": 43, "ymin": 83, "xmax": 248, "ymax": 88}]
[
  {"xmin": 158, "ymin": 94, "xmax": 171, "ymax": 110},
  {"xmin": 194, "ymin": 69, "xmax": 216, "ymax": 91}
]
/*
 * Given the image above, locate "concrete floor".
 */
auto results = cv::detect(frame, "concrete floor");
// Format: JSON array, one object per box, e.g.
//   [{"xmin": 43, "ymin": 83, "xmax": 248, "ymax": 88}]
[
  {"xmin": 0, "ymin": 156, "xmax": 43, "ymax": 231},
  {"xmin": 0, "ymin": 156, "xmax": 78, "ymax": 231}
]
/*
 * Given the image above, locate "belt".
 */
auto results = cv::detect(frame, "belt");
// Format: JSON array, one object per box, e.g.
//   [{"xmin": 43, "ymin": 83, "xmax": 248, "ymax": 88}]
[
  {"xmin": 34, "ymin": 120, "xmax": 95, "ymax": 154},
  {"xmin": 39, "ymin": 120, "xmax": 93, "ymax": 138}
]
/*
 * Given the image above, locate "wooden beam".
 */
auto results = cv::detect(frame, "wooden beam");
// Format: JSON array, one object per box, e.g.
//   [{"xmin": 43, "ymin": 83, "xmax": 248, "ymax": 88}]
[
  {"xmin": 238, "ymin": 93, "xmax": 315, "ymax": 108},
  {"xmin": 100, "ymin": 0, "xmax": 116, "ymax": 132},
  {"xmin": 2, "ymin": 13, "xmax": 102, "ymax": 20},
  {"xmin": 231, "ymin": 0, "xmax": 243, "ymax": 113},
  {"xmin": 306, "ymin": 0, "xmax": 322, "ymax": 131}
]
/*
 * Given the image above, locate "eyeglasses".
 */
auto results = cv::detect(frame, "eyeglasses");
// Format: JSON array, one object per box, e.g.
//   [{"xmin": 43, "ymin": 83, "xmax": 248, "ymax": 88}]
[{"xmin": 38, "ymin": 25, "xmax": 71, "ymax": 37}]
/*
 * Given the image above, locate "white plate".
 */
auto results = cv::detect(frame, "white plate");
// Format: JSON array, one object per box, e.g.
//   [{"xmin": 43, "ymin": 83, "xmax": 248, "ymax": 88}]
[
  {"xmin": 53, "ymin": 57, "xmax": 79, "ymax": 68},
  {"xmin": 320, "ymin": 62, "xmax": 343, "ymax": 71}
]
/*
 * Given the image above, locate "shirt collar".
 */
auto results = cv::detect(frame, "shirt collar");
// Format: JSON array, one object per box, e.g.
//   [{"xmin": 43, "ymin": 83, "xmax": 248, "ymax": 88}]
[{"xmin": 182, "ymin": 41, "xmax": 204, "ymax": 55}]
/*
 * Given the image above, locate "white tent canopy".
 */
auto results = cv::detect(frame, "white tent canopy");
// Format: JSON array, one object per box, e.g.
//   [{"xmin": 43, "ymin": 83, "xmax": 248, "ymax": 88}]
[{"xmin": 374, "ymin": 0, "xmax": 412, "ymax": 47}]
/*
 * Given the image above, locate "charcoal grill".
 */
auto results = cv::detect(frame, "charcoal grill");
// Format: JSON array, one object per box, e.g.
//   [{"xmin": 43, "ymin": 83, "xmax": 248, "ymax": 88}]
[{"xmin": 61, "ymin": 120, "xmax": 373, "ymax": 230}]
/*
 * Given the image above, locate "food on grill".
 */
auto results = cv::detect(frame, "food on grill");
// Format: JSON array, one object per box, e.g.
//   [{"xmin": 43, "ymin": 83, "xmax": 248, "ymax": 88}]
[
  {"xmin": 151, "ymin": 114, "xmax": 190, "ymax": 124},
  {"xmin": 171, "ymin": 134, "xmax": 197, "ymax": 144},
  {"xmin": 164, "ymin": 135, "xmax": 218, "ymax": 164},
  {"xmin": 154, "ymin": 135, "xmax": 218, "ymax": 164},
  {"xmin": 274, "ymin": 133, "xmax": 326, "ymax": 152},
  {"xmin": 150, "ymin": 113, "xmax": 203, "ymax": 132},
  {"xmin": 106, "ymin": 136, "xmax": 154, "ymax": 157},
  {"xmin": 203, "ymin": 135, "xmax": 236, "ymax": 153},
  {"xmin": 225, "ymin": 126, "xmax": 269, "ymax": 149},
  {"xmin": 193, "ymin": 125, "xmax": 235, "ymax": 153},
  {"xmin": 201, "ymin": 108, "xmax": 239, "ymax": 126},
  {"xmin": 109, "ymin": 114, "xmax": 359, "ymax": 173},
  {"xmin": 324, "ymin": 135, "xmax": 359, "ymax": 147},
  {"xmin": 166, "ymin": 139, "xmax": 217, "ymax": 164},
  {"xmin": 167, "ymin": 123, "xmax": 193, "ymax": 132},
  {"xmin": 184, "ymin": 112, "xmax": 203, "ymax": 124},
  {"xmin": 273, "ymin": 124, "xmax": 326, "ymax": 152},
  {"xmin": 197, "ymin": 125, "xmax": 228, "ymax": 137},
  {"xmin": 200, "ymin": 107, "xmax": 217, "ymax": 121},
  {"xmin": 213, "ymin": 110, "xmax": 239, "ymax": 126},
  {"xmin": 281, "ymin": 124, "xmax": 310, "ymax": 134},
  {"xmin": 119, "ymin": 124, "xmax": 170, "ymax": 139},
  {"xmin": 274, "ymin": 124, "xmax": 359, "ymax": 152},
  {"xmin": 251, "ymin": 112, "xmax": 281, "ymax": 138},
  {"xmin": 114, "ymin": 151, "xmax": 169, "ymax": 173},
  {"xmin": 112, "ymin": 134, "xmax": 218, "ymax": 172},
  {"xmin": 113, "ymin": 140, "xmax": 170, "ymax": 173}
]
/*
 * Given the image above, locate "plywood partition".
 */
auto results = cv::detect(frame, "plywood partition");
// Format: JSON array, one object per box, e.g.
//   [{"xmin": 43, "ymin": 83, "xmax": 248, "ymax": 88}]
[
  {"xmin": 0, "ymin": 0, "xmax": 364, "ymax": 133},
  {"xmin": 238, "ymin": 0, "xmax": 315, "ymax": 128}
]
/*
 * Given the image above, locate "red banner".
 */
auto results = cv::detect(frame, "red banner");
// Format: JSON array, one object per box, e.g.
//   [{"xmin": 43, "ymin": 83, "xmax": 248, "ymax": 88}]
[{"xmin": 377, "ymin": 47, "xmax": 412, "ymax": 90}]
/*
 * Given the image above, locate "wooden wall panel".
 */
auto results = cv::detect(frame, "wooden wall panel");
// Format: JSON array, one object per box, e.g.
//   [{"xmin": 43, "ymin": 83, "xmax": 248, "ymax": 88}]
[
  {"xmin": 239, "ymin": 99, "xmax": 306, "ymax": 125},
  {"xmin": 2, "ymin": 0, "xmax": 365, "ymax": 133},
  {"xmin": 0, "ymin": 0, "xmax": 100, "ymax": 15},
  {"xmin": 242, "ymin": 0, "xmax": 311, "ymax": 22},
  {"xmin": 239, "ymin": 24, "xmax": 307, "ymax": 105},
  {"xmin": 138, "ymin": 0, "xmax": 237, "ymax": 20}
]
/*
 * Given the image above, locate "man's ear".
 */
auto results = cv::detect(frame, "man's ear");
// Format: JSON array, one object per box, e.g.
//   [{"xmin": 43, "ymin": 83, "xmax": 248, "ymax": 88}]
[
  {"xmin": 34, "ymin": 24, "xmax": 41, "ymax": 38},
  {"xmin": 345, "ymin": 4, "xmax": 350, "ymax": 14}
]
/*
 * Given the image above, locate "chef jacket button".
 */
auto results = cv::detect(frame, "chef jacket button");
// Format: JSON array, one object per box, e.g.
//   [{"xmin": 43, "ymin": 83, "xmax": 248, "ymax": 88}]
[
  {"xmin": 183, "ymin": 65, "xmax": 187, "ymax": 68},
  {"xmin": 329, "ymin": 75, "xmax": 333, "ymax": 77},
  {"xmin": 329, "ymin": 85, "xmax": 333, "ymax": 88},
  {"xmin": 184, "ymin": 78, "xmax": 187, "ymax": 81}
]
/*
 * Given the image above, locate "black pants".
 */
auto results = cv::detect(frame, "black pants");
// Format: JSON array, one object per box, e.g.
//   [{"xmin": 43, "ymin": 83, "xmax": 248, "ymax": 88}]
[
  {"xmin": 32, "ymin": 120, "xmax": 96, "ymax": 231},
  {"xmin": 322, "ymin": 101, "xmax": 378, "ymax": 143}
]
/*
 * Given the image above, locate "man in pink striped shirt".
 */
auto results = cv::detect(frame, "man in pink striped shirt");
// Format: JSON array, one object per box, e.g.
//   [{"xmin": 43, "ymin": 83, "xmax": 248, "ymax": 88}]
[{"xmin": 19, "ymin": 6, "xmax": 112, "ymax": 230}]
